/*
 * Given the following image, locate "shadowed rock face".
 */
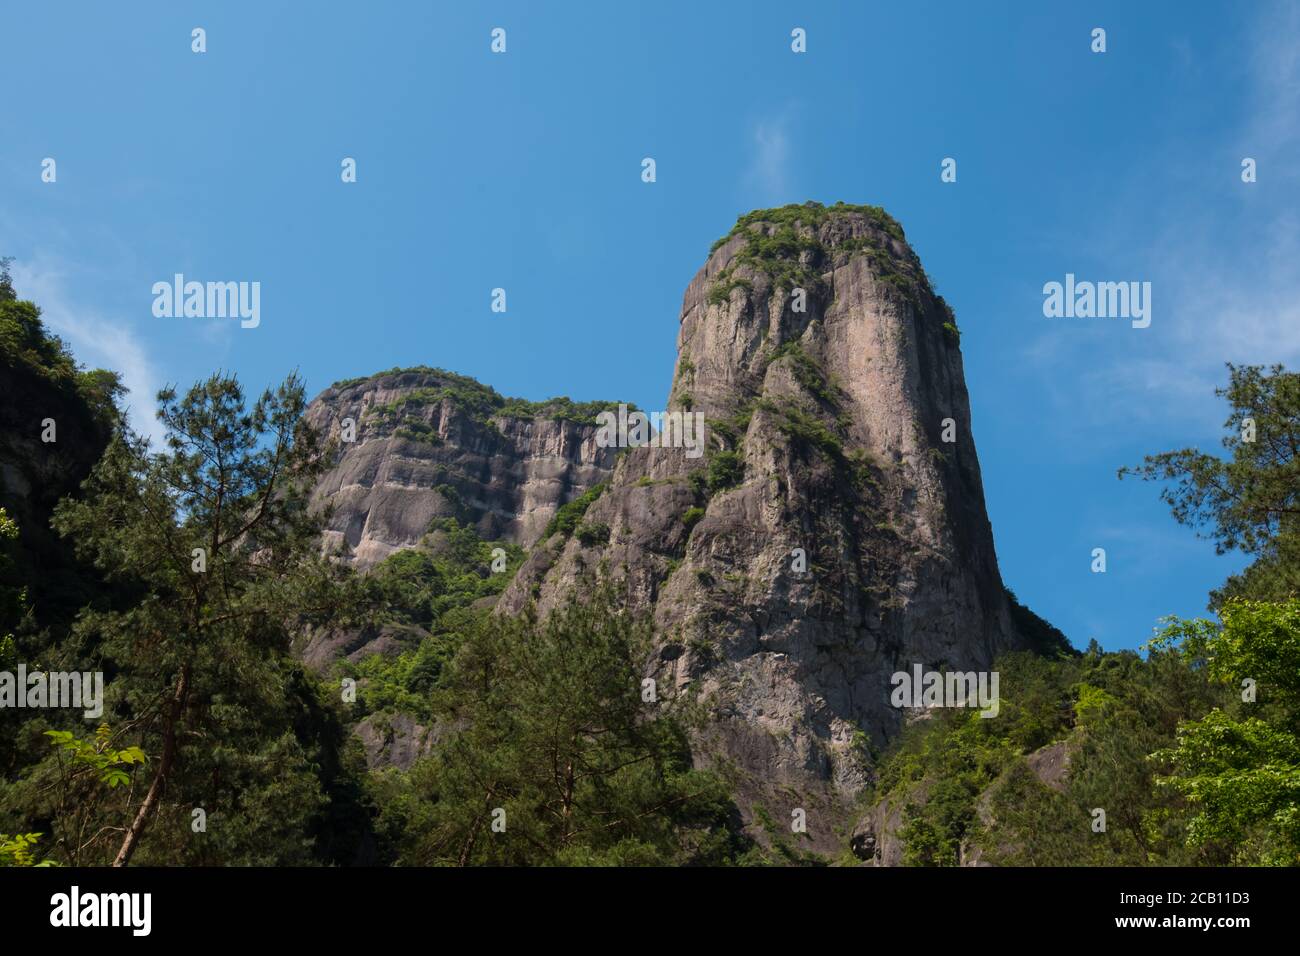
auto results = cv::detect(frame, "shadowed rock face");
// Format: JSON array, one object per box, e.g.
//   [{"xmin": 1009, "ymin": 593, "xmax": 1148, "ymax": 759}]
[
  {"xmin": 304, "ymin": 369, "xmax": 621, "ymax": 569},
  {"xmin": 0, "ymin": 358, "xmax": 115, "ymax": 636},
  {"xmin": 495, "ymin": 204, "xmax": 1026, "ymax": 848},
  {"xmin": 0, "ymin": 362, "xmax": 110, "ymax": 535}
]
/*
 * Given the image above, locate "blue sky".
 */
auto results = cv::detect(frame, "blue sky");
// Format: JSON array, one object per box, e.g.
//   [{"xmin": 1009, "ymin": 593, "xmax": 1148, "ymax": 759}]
[{"xmin": 4, "ymin": 1, "xmax": 1296, "ymax": 651}]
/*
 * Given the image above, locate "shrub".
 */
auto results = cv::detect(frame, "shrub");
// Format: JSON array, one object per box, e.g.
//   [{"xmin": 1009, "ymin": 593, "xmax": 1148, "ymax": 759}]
[
  {"xmin": 544, "ymin": 483, "xmax": 607, "ymax": 539},
  {"xmin": 575, "ymin": 521, "xmax": 610, "ymax": 547},
  {"xmin": 706, "ymin": 451, "xmax": 744, "ymax": 493}
]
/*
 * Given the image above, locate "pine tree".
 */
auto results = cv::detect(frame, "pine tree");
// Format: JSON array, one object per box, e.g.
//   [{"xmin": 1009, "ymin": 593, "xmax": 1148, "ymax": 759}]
[{"xmin": 40, "ymin": 373, "xmax": 370, "ymax": 865}]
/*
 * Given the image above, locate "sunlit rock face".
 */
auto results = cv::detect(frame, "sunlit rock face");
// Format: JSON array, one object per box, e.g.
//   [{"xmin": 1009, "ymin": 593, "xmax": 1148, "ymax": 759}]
[
  {"xmin": 304, "ymin": 369, "xmax": 619, "ymax": 569},
  {"xmin": 305, "ymin": 205, "xmax": 1036, "ymax": 853},
  {"xmin": 495, "ymin": 204, "xmax": 1025, "ymax": 851}
]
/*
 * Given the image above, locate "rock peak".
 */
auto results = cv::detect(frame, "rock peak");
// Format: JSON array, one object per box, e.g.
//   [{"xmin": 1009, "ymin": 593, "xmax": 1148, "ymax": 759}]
[{"xmin": 497, "ymin": 202, "xmax": 1026, "ymax": 849}]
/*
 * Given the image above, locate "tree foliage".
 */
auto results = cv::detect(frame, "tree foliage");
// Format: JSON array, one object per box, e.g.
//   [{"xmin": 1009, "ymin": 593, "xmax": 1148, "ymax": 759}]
[
  {"xmin": 883, "ymin": 365, "xmax": 1300, "ymax": 867},
  {"xmin": 1120, "ymin": 363, "xmax": 1300, "ymax": 606},
  {"xmin": 373, "ymin": 587, "xmax": 745, "ymax": 866},
  {"xmin": 3, "ymin": 372, "xmax": 375, "ymax": 866},
  {"xmin": 1149, "ymin": 600, "xmax": 1300, "ymax": 865}
]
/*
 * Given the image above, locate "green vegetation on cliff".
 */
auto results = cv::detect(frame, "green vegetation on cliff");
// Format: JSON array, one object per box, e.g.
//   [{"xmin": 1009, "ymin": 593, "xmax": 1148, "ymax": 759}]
[
  {"xmin": 706, "ymin": 202, "xmax": 946, "ymax": 319},
  {"xmin": 0, "ymin": 261, "xmax": 124, "ymax": 689},
  {"xmin": 369, "ymin": 585, "xmax": 750, "ymax": 865},
  {"xmin": 1, "ymin": 259, "xmax": 122, "ymax": 428},
  {"xmin": 543, "ymin": 482, "xmax": 607, "ymax": 540},
  {"xmin": 339, "ymin": 518, "xmax": 525, "ymax": 721},
  {"xmin": 344, "ymin": 365, "xmax": 634, "ymax": 429},
  {"xmin": 710, "ymin": 201, "xmax": 906, "ymax": 254}
]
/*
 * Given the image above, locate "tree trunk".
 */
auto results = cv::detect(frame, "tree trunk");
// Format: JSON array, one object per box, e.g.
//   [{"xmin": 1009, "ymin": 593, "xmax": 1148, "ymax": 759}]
[{"xmin": 112, "ymin": 665, "xmax": 189, "ymax": 867}]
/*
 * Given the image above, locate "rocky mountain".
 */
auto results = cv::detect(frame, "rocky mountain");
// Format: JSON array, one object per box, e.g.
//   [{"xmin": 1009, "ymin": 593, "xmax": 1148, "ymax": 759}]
[
  {"xmin": 304, "ymin": 202, "xmax": 1053, "ymax": 854},
  {"xmin": 303, "ymin": 368, "xmax": 623, "ymax": 568},
  {"xmin": 494, "ymin": 202, "xmax": 1037, "ymax": 851}
]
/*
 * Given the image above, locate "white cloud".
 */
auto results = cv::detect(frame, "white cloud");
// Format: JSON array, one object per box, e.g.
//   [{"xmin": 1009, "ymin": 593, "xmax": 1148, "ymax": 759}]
[
  {"xmin": 1026, "ymin": 2, "xmax": 1300, "ymax": 437},
  {"xmin": 743, "ymin": 113, "xmax": 793, "ymax": 201},
  {"xmin": 10, "ymin": 258, "xmax": 166, "ymax": 445},
  {"xmin": 1248, "ymin": 1, "xmax": 1300, "ymax": 159}
]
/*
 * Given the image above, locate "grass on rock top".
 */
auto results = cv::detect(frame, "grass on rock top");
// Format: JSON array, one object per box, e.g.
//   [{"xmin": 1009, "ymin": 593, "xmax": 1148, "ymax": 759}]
[
  {"xmin": 709, "ymin": 201, "xmax": 907, "ymax": 255},
  {"xmin": 705, "ymin": 201, "xmax": 958, "ymax": 337},
  {"xmin": 336, "ymin": 366, "xmax": 636, "ymax": 429}
]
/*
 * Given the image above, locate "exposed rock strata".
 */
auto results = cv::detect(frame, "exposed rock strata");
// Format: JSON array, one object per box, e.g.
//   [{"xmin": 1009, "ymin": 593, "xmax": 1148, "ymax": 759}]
[{"xmin": 304, "ymin": 369, "xmax": 621, "ymax": 568}]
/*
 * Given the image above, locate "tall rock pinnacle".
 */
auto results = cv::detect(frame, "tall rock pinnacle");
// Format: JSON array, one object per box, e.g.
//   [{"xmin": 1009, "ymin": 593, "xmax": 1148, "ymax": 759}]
[{"xmin": 497, "ymin": 202, "xmax": 1028, "ymax": 847}]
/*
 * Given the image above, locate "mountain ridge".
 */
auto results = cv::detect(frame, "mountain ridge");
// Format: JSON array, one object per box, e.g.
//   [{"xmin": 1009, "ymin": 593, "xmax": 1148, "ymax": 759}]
[{"xmin": 304, "ymin": 366, "xmax": 630, "ymax": 567}]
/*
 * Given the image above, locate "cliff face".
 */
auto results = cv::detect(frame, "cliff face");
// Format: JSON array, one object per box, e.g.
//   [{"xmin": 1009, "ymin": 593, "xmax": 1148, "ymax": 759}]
[
  {"xmin": 304, "ymin": 204, "xmax": 1035, "ymax": 853},
  {"xmin": 0, "ymin": 363, "xmax": 110, "ymax": 531},
  {"xmin": 303, "ymin": 369, "xmax": 621, "ymax": 568},
  {"xmin": 494, "ymin": 203, "xmax": 1024, "ymax": 846},
  {"xmin": 0, "ymin": 343, "xmax": 115, "ymax": 637}
]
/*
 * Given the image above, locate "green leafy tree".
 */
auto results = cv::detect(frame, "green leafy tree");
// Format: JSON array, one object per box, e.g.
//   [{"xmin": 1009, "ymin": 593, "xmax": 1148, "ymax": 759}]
[
  {"xmin": 40, "ymin": 372, "xmax": 370, "ymax": 865},
  {"xmin": 1120, "ymin": 363, "xmax": 1300, "ymax": 606},
  {"xmin": 977, "ymin": 759, "xmax": 1091, "ymax": 866},
  {"xmin": 1149, "ymin": 600, "xmax": 1300, "ymax": 865},
  {"xmin": 0, "ymin": 832, "xmax": 56, "ymax": 867},
  {"xmin": 337, "ymin": 518, "xmax": 526, "ymax": 722},
  {"xmin": 0, "ymin": 260, "xmax": 123, "ymax": 424},
  {"xmin": 376, "ymin": 587, "xmax": 744, "ymax": 865},
  {"xmin": 30, "ymin": 725, "xmax": 146, "ymax": 865}
]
